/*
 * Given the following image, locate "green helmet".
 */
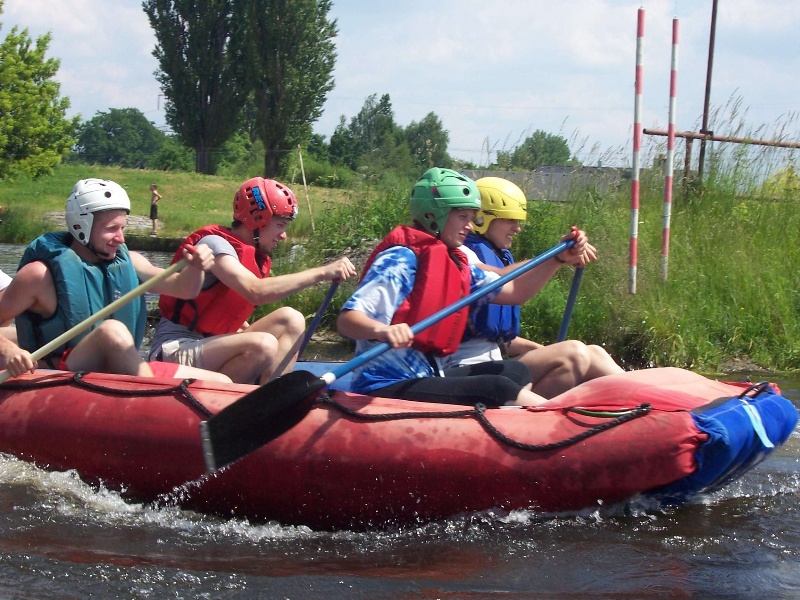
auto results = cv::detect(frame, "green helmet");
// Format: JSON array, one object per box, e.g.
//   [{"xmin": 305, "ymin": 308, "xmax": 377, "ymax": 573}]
[{"xmin": 410, "ymin": 168, "xmax": 481, "ymax": 234}]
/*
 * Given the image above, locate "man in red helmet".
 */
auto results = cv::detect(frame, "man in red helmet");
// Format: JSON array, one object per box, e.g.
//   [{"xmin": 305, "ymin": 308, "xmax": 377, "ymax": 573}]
[{"xmin": 150, "ymin": 177, "xmax": 357, "ymax": 384}]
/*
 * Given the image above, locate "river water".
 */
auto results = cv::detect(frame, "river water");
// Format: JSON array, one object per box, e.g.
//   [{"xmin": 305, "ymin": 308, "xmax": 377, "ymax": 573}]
[{"xmin": 2, "ymin": 244, "xmax": 800, "ymax": 599}]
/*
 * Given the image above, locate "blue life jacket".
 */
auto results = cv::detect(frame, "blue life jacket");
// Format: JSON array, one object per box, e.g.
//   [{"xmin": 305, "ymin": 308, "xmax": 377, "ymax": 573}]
[
  {"xmin": 15, "ymin": 232, "xmax": 145, "ymax": 366},
  {"xmin": 462, "ymin": 232, "xmax": 520, "ymax": 343}
]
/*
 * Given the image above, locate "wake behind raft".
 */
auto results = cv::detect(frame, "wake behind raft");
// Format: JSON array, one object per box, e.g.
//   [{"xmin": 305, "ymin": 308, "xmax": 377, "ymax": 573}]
[{"xmin": 0, "ymin": 366, "xmax": 796, "ymax": 530}]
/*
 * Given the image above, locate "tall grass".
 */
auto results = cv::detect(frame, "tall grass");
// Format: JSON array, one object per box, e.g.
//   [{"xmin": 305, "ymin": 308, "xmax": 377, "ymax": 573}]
[{"xmin": 1, "ymin": 129, "xmax": 798, "ymax": 371}]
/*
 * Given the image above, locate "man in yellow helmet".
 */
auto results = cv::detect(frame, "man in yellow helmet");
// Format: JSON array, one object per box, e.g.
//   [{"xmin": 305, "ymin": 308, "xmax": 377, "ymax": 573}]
[{"xmin": 447, "ymin": 176, "xmax": 623, "ymax": 398}]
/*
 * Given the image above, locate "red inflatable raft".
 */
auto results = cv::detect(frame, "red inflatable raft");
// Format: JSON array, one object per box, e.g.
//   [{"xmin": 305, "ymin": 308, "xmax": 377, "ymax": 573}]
[{"xmin": 0, "ymin": 366, "xmax": 796, "ymax": 529}]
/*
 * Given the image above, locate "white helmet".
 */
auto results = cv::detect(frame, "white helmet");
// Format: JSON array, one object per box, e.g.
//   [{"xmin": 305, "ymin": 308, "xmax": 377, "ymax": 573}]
[{"xmin": 65, "ymin": 179, "xmax": 131, "ymax": 245}]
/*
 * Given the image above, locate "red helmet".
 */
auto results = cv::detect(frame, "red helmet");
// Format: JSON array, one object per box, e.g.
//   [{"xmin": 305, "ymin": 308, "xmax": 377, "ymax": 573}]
[{"xmin": 233, "ymin": 177, "xmax": 298, "ymax": 230}]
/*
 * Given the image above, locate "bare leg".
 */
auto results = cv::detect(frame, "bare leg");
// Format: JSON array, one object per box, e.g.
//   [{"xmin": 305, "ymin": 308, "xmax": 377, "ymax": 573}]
[
  {"xmin": 247, "ymin": 307, "xmax": 306, "ymax": 383},
  {"xmin": 195, "ymin": 331, "xmax": 279, "ymax": 384},
  {"xmin": 507, "ymin": 386, "xmax": 549, "ymax": 406},
  {"xmin": 517, "ymin": 340, "xmax": 623, "ymax": 399},
  {"xmin": 65, "ymin": 320, "xmax": 153, "ymax": 376},
  {"xmin": 172, "ymin": 364, "xmax": 232, "ymax": 383}
]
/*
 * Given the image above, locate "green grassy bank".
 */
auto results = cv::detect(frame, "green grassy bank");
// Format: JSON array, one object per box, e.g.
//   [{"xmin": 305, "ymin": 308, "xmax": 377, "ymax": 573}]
[{"xmin": 1, "ymin": 163, "xmax": 798, "ymax": 373}]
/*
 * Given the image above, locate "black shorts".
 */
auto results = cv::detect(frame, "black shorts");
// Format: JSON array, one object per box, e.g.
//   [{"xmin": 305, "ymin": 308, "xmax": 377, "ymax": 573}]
[
  {"xmin": 149, "ymin": 204, "xmax": 158, "ymax": 220},
  {"xmin": 375, "ymin": 359, "xmax": 532, "ymax": 407}
]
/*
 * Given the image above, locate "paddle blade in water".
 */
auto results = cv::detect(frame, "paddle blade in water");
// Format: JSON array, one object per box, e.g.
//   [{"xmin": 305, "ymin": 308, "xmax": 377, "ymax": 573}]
[{"xmin": 200, "ymin": 370, "xmax": 324, "ymax": 472}]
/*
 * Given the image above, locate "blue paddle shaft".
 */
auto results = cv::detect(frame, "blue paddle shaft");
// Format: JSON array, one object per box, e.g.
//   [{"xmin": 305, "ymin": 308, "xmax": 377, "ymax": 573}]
[
  {"xmin": 297, "ymin": 281, "xmax": 340, "ymax": 359},
  {"xmin": 557, "ymin": 266, "xmax": 584, "ymax": 342},
  {"xmin": 323, "ymin": 240, "xmax": 574, "ymax": 384}
]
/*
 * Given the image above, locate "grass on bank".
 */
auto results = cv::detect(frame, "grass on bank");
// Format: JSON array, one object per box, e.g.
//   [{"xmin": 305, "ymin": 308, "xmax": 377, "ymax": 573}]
[
  {"xmin": 0, "ymin": 161, "xmax": 798, "ymax": 372},
  {"xmin": 0, "ymin": 163, "xmax": 353, "ymax": 243}
]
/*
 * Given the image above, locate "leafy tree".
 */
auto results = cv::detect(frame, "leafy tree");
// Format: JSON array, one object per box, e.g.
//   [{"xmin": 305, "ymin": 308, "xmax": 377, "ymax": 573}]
[
  {"xmin": 329, "ymin": 115, "xmax": 360, "ymax": 169},
  {"xmin": 306, "ymin": 133, "xmax": 329, "ymax": 162},
  {"xmin": 404, "ymin": 112, "xmax": 450, "ymax": 170},
  {"xmin": 349, "ymin": 94, "xmax": 400, "ymax": 158},
  {"xmin": 329, "ymin": 93, "xmax": 407, "ymax": 172},
  {"xmin": 149, "ymin": 135, "xmax": 195, "ymax": 171},
  {"xmin": 143, "ymin": 0, "xmax": 249, "ymax": 175},
  {"xmin": 242, "ymin": 0, "xmax": 337, "ymax": 177},
  {"xmin": 0, "ymin": 7, "xmax": 78, "ymax": 180},
  {"xmin": 73, "ymin": 108, "xmax": 166, "ymax": 167},
  {"xmin": 511, "ymin": 130, "xmax": 571, "ymax": 169}
]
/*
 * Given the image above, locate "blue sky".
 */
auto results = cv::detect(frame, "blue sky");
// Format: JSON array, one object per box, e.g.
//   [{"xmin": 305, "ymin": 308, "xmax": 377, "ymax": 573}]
[{"xmin": 2, "ymin": 0, "xmax": 798, "ymax": 166}]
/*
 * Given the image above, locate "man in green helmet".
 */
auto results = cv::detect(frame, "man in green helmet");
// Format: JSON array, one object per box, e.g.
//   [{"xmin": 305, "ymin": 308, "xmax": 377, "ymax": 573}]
[{"xmin": 336, "ymin": 168, "xmax": 588, "ymax": 407}]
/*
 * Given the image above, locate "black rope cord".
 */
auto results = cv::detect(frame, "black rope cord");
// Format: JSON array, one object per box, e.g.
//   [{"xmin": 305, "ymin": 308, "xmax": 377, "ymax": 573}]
[
  {"xmin": 319, "ymin": 394, "xmax": 653, "ymax": 453},
  {"xmin": 736, "ymin": 381, "xmax": 772, "ymax": 400},
  {"xmin": 3, "ymin": 373, "xmax": 653, "ymax": 449},
  {"xmin": 0, "ymin": 372, "xmax": 214, "ymax": 419}
]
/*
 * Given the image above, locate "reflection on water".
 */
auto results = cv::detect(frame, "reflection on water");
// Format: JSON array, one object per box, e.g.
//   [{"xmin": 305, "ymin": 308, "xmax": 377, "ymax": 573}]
[{"xmin": 0, "ymin": 243, "xmax": 24, "ymax": 274}]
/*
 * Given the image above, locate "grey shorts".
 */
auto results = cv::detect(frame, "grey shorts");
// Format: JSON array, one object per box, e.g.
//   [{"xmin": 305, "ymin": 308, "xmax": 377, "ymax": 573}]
[{"xmin": 151, "ymin": 337, "xmax": 208, "ymax": 369}]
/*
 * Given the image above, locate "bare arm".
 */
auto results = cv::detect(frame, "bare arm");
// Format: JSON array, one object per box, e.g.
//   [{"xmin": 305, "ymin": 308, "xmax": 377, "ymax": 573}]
[
  {"xmin": 213, "ymin": 255, "xmax": 357, "ymax": 306},
  {"xmin": 0, "ymin": 263, "xmax": 54, "ymax": 376},
  {"xmin": 491, "ymin": 227, "xmax": 595, "ymax": 305},
  {"xmin": 131, "ymin": 244, "xmax": 213, "ymax": 299},
  {"xmin": 336, "ymin": 309, "xmax": 414, "ymax": 349}
]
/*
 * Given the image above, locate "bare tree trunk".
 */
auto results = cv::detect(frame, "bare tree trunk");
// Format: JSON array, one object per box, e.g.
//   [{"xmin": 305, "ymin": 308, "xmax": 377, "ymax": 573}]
[
  {"xmin": 196, "ymin": 146, "xmax": 212, "ymax": 175},
  {"xmin": 263, "ymin": 148, "xmax": 280, "ymax": 178}
]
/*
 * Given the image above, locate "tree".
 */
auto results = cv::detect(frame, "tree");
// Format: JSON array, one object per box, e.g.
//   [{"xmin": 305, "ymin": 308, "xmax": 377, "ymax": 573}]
[
  {"xmin": 143, "ymin": 0, "xmax": 249, "ymax": 175},
  {"xmin": 329, "ymin": 115, "xmax": 360, "ymax": 169},
  {"xmin": 404, "ymin": 112, "xmax": 450, "ymax": 170},
  {"xmin": 0, "ymin": 9, "xmax": 78, "ymax": 180},
  {"xmin": 511, "ymin": 130, "xmax": 571, "ymax": 169},
  {"xmin": 329, "ymin": 94, "xmax": 406, "ymax": 171},
  {"xmin": 242, "ymin": 0, "xmax": 337, "ymax": 177},
  {"xmin": 73, "ymin": 108, "xmax": 166, "ymax": 168},
  {"xmin": 150, "ymin": 135, "xmax": 195, "ymax": 172}
]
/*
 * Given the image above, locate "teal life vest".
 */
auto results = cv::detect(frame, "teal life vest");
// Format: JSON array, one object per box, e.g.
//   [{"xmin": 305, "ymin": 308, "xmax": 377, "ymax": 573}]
[
  {"xmin": 462, "ymin": 232, "xmax": 521, "ymax": 343},
  {"xmin": 15, "ymin": 232, "xmax": 145, "ymax": 366}
]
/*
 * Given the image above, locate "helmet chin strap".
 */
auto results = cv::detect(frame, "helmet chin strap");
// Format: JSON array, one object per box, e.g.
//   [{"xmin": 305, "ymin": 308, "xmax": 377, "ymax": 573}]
[
  {"xmin": 86, "ymin": 241, "xmax": 114, "ymax": 262},
  {"xmin": 252, "ymin": 228, "xmax": 261, "ymax": 249}
]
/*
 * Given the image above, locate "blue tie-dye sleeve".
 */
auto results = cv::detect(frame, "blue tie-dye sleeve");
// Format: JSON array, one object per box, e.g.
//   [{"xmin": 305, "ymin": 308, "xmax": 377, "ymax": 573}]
[
  {"xmin": 342, "ymin": 246, "xmax": 417, "ymax": 324},
  {"xmin": 340, "ymin": 246, "xmax": 438, "ymax": 394},
  {"xmin": 470, "ymin": 263, "xmax": 500, "ymax": 308}
]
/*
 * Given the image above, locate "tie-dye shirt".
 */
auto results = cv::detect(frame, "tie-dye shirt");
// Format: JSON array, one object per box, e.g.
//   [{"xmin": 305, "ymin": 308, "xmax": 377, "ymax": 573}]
[{"xmin": 342, "ymin": 245, "xmax": 499, "ymax": 394}]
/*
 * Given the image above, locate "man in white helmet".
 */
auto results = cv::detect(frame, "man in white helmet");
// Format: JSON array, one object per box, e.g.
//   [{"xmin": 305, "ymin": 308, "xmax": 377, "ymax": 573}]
[{"xmin": 0, "ymin": 179, "xmax": 229, "ymax": 382}]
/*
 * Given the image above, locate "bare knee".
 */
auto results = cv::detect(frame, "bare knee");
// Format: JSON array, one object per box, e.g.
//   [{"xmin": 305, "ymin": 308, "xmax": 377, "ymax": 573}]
[
  {"xmin": 239, "ymin": 331, "xmax": 279, "ymax": 365},
  {"xmin": 92, "ymin": 320, "xmax": 136, "ymax": 352},
  {"xmin": 556, "ymin": 340, "xmax": 592, "ymax": 373},
  {"xmin": 586, "ymin": 344, "xmax": 624, "ymax": 375},
  {"xmin": 271, "ymin": 306, "xmax": 306, "ymax": 336}
]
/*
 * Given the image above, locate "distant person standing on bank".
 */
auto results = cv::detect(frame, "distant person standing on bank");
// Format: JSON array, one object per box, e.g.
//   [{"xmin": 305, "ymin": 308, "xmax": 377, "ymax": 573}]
[{"xmin": 150, "ymin": 183, "xmax": 162, "ymax": 237}]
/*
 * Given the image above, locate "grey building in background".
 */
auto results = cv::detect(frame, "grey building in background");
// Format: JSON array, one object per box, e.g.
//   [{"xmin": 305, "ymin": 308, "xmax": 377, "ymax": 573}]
[{"xmin": 461, "ymin": 165, "xmax": 631, "ymax": 202}]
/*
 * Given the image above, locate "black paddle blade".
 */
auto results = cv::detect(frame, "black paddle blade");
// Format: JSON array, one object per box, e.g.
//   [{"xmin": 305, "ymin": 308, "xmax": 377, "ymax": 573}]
[{"xmin": 200, "ymin": 370, "xmax": 325, "ymax": 472}]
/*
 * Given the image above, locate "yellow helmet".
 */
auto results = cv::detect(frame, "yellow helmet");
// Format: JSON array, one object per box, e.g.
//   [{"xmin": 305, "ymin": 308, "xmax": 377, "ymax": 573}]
[{"xmin": 473, "ymin": 177, "xmax": 527, "ymax": 235}]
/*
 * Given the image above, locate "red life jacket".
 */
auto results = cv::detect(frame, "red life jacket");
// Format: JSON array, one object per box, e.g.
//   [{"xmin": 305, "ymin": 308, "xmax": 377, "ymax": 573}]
[
  {"xmin": 158, "ymin": 225, "xmax": 271, "ymax": 335},
  {"xmin": 362, "ymin": 225, "xmax": 471, "ymax": 356}
]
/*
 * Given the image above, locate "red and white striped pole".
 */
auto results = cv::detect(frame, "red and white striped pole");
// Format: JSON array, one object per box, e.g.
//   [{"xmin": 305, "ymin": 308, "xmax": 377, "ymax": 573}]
[
  {"xmin": 661, "ymin": 17, "xmax": 679, "ymax": 281},
  {"xmin": 629, "ymin": 8, "xmax": 645, "ymax": 294}
]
